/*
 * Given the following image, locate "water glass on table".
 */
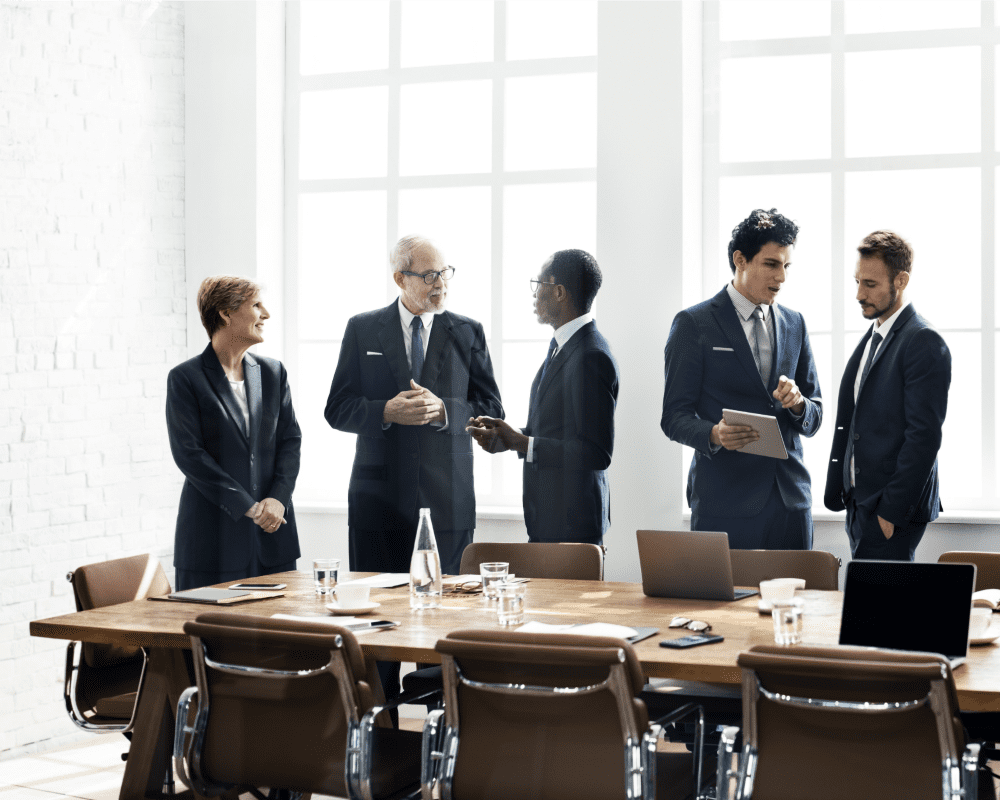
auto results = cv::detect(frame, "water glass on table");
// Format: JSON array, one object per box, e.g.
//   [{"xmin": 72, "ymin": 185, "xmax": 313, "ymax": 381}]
[
  {"xmin": 496, "ymin": 581, "xmax": 526, "ymax": 626},
  {"xmin": 480, "ymin": 562, "xmax": 509, "ymax": 601},
  {"xmin": 772, "ymin": 599, "xmax": 803, "ymax": 645},
  {"xmin": 313, "ymin": 558, "xmax": 340, "ymax": 595}
]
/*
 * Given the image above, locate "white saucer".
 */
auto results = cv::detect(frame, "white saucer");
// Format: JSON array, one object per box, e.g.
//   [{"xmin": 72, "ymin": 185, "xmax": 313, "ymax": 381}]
[
  {"xmin": 326, "ymin": 601, "xmax": 380, "ymax": 616},
  {"xmin": 758, "ymin": 597, "xmax": 802, "ymax": 614},
  {"xmin": 970, "ymin": 626, "xmax": 1000, "ymax": 646}
]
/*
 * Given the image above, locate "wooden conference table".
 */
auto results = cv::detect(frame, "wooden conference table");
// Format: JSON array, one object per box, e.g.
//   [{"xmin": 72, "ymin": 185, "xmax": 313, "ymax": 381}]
[{"xmin": 30, "ymin": 570, "xmax": 1000, "ymax": 800}]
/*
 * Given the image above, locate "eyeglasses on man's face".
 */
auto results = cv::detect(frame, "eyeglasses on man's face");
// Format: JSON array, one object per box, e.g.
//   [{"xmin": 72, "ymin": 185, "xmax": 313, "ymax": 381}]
[
  {"xmin": 400, "ymin": 267, "xmax": 456, "ymax": 285},
  {"xmin": 529, "ymin": 278, "xmax": 557, "ymax": 294}
]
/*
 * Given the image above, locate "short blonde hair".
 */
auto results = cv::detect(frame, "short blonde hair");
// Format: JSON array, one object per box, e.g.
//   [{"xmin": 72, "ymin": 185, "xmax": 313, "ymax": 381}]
[{"xmin": 197, "ymin": 276, "xmax": 260, "ymax": 338}]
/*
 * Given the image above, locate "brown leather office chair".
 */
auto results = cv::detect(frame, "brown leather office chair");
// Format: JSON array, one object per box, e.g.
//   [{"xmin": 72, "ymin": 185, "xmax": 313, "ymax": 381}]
[
  {"xmin": 64, "ymin": 553, "xmax": 172, "ymax": 733},
  {"xmin": 939, "ymin": 552, "xmax": 1000, "ymax": 591},
  {"xmin": 458, "ymin": 541, "xmax": 605, "ymax": 580},
  {"xmin": 423, "ymin": 628, "xmax": 708, "ymax": 800},
  {"xmin": 174, "ymin": 612, "xmax": 424, "ymax": 800},
  {"xmin": 729, "ymin": 549, "xmax": 840, "ymax": 590},
  {"xmin": 715, "ymin": 644, "xmax": 992, "ymax": 800}
]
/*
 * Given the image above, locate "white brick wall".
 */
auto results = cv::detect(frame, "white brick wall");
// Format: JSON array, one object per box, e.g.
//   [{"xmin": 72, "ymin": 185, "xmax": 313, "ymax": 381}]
[{"xmin": 0, "ymin": 1, "xmax": 185, "ymax": 757}]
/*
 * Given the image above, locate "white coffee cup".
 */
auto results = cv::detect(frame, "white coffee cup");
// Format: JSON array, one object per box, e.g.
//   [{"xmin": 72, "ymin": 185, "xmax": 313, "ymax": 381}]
[
  {"xmin": 336, "ymin": 583, "xmax": 371, "ymax": 607},
  {"xmin": 969, "ymin": 608, "xmax": 994, "ymax": 638},
  {"xmin": 759, "ymin": 579, "xmax": 797, "ymax": 603}
]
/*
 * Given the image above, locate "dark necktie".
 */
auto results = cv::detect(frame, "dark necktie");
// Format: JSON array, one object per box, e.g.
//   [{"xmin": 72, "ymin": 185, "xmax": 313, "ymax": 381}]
[
  {"xmin": 752, "ymin": 306, "xmax": 772, "ymax": 386},
  {"xmin": 410, "ymin": 316, "xmax": 424, "ymax": 383},
  {"xmin": 842, "ymin": 331, "xmax": 883, "ymax": 493},
  {"xmin": 529, "ymin": 338, "xmax": 558, "ymax": 414}
]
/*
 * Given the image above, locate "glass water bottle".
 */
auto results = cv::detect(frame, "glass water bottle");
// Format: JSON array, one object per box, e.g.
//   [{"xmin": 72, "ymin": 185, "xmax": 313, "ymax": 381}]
[{"xmin": 409, "ymin": 508, "xmax": 442, "ymax": 609}]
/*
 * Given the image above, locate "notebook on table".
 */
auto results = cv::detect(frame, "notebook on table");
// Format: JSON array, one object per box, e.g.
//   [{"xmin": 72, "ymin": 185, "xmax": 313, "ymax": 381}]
[
  {"xmin": 839, "ymin": 560, "xmax": 976, "ymax": 669},
  {"xmin": 636, "ymin": 530, "xmax": 758, "ymax": 601},
  {"xmin": 149, "ymin": 588, "xmax": 284, "ymax": 605}
]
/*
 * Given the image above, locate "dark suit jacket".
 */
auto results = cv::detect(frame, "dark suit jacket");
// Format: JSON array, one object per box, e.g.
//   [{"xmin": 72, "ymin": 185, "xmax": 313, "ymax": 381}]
[
  {"xmin": 824, "ymin": 304, "xmax": 951, "ymax": 526},
  {"xmin": 661, "ymin": 286, "xmax": 823, "ymax": 518},
  {"xmin": 166, "ymin": 344, "xmax": 301, "ymax": 571},
  {"xmin": 521, "ymin": 321, "xmax": 619, "ymax": 544},
  {"xmin": 324, "ymin": 302, "xmax": 503, "ymax": 533}
]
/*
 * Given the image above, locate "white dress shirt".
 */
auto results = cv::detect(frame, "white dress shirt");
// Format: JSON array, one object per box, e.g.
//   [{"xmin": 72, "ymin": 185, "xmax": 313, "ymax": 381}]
[
  {"xmin": 228, "ymin": 378, "xmax": 249, "ymax": 435},
  {"xmin": 526, "ymin": 313, "xmax": 595, "ymax": 463}
]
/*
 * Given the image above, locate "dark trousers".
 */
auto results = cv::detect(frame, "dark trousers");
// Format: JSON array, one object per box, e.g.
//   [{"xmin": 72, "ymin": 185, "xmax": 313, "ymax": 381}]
[
  {"xmin": 693, "ymin": 481, "xmax": 812, "ymax": 550},
  {"xmin": 175, "ymin": 558, "xmax": 297, "ymax": 592},
  {"xmin": 846, "ymin": 495, "xmax": 925, "ymax": 561},
  {"xmin": 350, "ymin": 525, "xmax": 473, "ymax": 722}
]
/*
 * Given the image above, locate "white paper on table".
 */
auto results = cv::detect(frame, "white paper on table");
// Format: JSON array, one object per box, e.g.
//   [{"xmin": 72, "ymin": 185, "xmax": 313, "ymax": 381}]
[
  {"xmin": 270, "ymin": 613, "xmax": 384, "ymax": 633},
  {"xmin": 517, "ymin": 621, "xmax": 637, "ymax": 638},
  {"xmin": 341, "ymin": 573, "xmax": 410, "ymax": 588}
]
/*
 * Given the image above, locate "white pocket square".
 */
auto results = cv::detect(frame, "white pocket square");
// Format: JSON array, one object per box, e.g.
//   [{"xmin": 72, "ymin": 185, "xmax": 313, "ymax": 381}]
[
  {"xmin": 712, "ymin": 346, "xmax": 735, "ymax": 352},
  {"xmin": 367, "ymin": 351, "xmax": 383, "ymax": 356}
]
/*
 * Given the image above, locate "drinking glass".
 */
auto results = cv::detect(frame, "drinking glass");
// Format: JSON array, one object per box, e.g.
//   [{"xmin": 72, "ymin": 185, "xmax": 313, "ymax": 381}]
[
  {"xmin": 496, "ymin": 581, "xmax": 526, "ymax": 626},
  {"xmin": 480, "ymin": 562, "xmax": 509, "ymax": 600},
  {"xmin": 313, "ymin": 558, "xmax": 340, "ymax": 595},
  {"xmin": 772, "ymin": 599, "xmax": 803, "ymax": 645}
]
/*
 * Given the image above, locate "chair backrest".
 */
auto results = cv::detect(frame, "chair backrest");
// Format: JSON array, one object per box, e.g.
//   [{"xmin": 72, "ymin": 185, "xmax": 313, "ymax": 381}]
[
  {"xmin": 459, "ymin": 541, "xmax": 604, "ymax": 580},
  {"xmin": 939, "ymin": 551, "xmax": 1000, "ymax": 591},
  {"xmin": 435, "ymin": 628, "xmax": 648, "ymax": 800},
  {"xmin": 736, "ymin": 644, "xmax": 967, "ymax": 800},
  {"xmin": 69, "ymin": 553, "xmax": 172, "ymax": 668},
  {"xmin": 729, "ymin": 549, "xmax": 840, "ymax": 590},
  {"xmin": 180, "ymin": 612, "xmax": 375, "ymax": 798}
]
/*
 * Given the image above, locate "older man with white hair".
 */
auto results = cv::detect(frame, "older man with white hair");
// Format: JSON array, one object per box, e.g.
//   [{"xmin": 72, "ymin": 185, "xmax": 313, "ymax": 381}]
[{"xmin": 325, "ymin": 234, "xmax": 503, "ymax": 575}]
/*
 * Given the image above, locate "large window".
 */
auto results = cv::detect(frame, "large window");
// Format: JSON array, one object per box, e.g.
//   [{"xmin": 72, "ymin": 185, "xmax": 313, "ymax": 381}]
[
  {"xmin": 286, "ymin": 1, "xmax": 597, "ymax": 508},
  {"xmin": 702, "ymin": 1, "xmax": 994, "ymax": 513}
]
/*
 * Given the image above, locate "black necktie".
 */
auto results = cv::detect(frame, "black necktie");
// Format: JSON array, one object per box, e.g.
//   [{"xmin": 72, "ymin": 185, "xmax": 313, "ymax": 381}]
[
  {"xmin": 529, "ymin": 338, "xmax": 558, "ymax": 414},
  {"xmin": 843, "ymin": 331, "xmax": 883, "ymax": 493},
  {"xmin": 410, "ymin": 316, "xmax": 424, "ymax": 383}
]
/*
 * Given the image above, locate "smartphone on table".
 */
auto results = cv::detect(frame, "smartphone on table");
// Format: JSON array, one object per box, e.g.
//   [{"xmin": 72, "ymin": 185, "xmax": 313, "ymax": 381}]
[{"xmin": 659, "ymin": 634, "xmax": 725, "ymax": 649}]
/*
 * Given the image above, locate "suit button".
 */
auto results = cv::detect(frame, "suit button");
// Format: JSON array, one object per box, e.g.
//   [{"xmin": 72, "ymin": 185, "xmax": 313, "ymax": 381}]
[
  {"xmin": 854, "ymin": 468, "xmax": 860, "ymax": 476},
  {"xmin": 253, "ymin": 484, "xmax": 258, "ymax": 491},
  {"xmin": 853, "ymin": 434, "xmax": 860, "ymax": 441},
  {"xmin": 251, "ymin": 455, "xmax": 254, "ymax": 462}
]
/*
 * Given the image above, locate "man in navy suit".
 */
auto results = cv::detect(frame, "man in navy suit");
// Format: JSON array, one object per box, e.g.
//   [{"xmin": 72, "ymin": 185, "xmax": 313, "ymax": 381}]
[
  {"xmin": 662, "ymin": 208, "xmax": 823, "ymax": 550},
  {"xmin": 467, "ymin": 249, "xmax": 619, "ymax": 545},
  {"xmin": 825, "ymin": 231, "xmax": 951, "ymax": 561},
  {"xmin": 325, "ymin": 235, "xmax": 504, "ymax": 576}
]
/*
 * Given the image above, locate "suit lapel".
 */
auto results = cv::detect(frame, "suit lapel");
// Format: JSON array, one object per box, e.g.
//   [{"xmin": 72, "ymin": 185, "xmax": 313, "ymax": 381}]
[
  {"xmin": 377, "ymin": 302, "xmax": 412, "ymax": 392},
  {"xmin": 245, "ymin": 353, "xmax": 261, "ymax": 449},
  {"xmin": 200, "ymin": 344, "xmax": 250, "ymax": 442},
  {"xmin": 711, "ymin": 290, "xmax": 770, "ymax": 396},
  {"xmin": 857, "ymin": 305, "xmax": 915, "ymax": 401},
  {"xmin": 420, "ymin": 312, "xmax": 453, "ymax": 390},
  {"xmin": 536, "ymin": 322, "xmax": 590, "ymax": 404}
]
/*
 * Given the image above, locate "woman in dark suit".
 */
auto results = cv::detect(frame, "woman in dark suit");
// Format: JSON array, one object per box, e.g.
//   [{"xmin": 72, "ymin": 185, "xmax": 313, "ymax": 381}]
[{"xmin": 166, "ymin": 276, "xmax": 301, "ymax": 591}]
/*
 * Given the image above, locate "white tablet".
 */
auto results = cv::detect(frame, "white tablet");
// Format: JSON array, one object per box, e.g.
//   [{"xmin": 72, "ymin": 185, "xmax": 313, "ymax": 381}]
[{"xmin": 722, "ymin": 409, "xmax": 789, "ymax": 460}]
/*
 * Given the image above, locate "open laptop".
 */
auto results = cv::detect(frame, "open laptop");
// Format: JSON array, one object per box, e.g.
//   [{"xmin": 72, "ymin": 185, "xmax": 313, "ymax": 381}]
[
  {"xmin": 636, "ymin": 530, "xmax": 758, "ymax": 601},
  {"xmin": 839, "ymin": 560, "xmax": 976, "ymax": 669}
]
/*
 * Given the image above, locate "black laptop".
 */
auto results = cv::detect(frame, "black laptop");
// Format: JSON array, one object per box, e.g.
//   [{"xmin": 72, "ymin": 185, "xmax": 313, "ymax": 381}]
[{"xmin": 839, "ymin": 560, "xmax": 976, "ymax": 668}]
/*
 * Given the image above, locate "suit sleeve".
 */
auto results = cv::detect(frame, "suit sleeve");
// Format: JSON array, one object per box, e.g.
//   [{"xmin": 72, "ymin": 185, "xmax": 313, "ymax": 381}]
[
  {"xmin": 661, "ymin": 310, "xmax": 716, "ymax": 454},
  {"xmin": 439, "ymin": 321, "xmax": 504, "ymax": 434},
  {"xmin": 532, "ymin": 348, "xmax": 617, "ymax": 470},
  {"xmin": 264, "ymin": 362, "xmax": 301, "ymax": 509},
  {"xmin": 787, "ymin": 314, "xmax": 822, "ymax": 437},
  {"xmin": 324, "ymin": 320, "xmax": 390, "ymax": 439},
  {"xmin": 875, "ymin": 328, "xmax": 951, "ymax": 525},
  {"xmin": 166, "ymin": 368, "xmax": 256, "ymax": 521}
]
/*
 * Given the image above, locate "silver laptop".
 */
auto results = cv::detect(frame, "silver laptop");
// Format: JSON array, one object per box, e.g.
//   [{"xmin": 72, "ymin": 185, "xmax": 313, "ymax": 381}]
[
  {"xmin": 636, "ymin": 530, "xmax": 758, "ymax": 601},
  {"xmin": 839, "ymin": 560, "xmax": 976, "ymax": 669}
]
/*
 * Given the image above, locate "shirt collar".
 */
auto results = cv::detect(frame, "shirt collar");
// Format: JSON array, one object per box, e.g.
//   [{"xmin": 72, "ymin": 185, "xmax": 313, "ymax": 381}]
[
  {"xmin": 397, "ymin": 296, "xmax": 436, "ymax": 332},
  {"xmin": 871, "ymin": 299, "xmax": 909, "ymax": 339},
  {"xmin": 552, "ymin": 312, "xmax": 594, "ymax": 352},
  {"xmin": 727, "ymin": 282, "xmax": 770, "ymax": 322}
]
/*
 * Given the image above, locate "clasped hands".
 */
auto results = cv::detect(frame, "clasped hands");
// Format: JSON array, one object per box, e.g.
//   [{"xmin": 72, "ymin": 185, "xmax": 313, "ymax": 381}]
[
  {"xmin": 383, "ymin": 379, "xmax": 446, "ymax": 425},
  {"xmin": 245, "ymin": 497, "xmax": 286, "ymax": 532},
  {"xmin": 710, "ymin": 374, "xmax": 806, "ymax": 451},
  {"xmin": 466, "ymin": 416, "xmax": 528, "ymax": 455}
]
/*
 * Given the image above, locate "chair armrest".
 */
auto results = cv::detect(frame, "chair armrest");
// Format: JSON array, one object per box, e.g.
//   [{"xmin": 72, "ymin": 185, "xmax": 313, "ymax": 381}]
[
  {"xmin": 963, "ymin": 742, "xmax": 981, "ymax": 800},
  {"xmin": 172, "ymin": 686, "xmax": 199, "ymax": 794},
  {"xmin": 420, "ymin": 709, "xmax": 445, "ymax": 800}
]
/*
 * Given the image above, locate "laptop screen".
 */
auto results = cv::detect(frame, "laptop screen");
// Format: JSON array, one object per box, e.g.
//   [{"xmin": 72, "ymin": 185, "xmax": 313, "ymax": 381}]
[{"xmin": 839, "ymin": 561, "xmax": 975, "ymax": 660}]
